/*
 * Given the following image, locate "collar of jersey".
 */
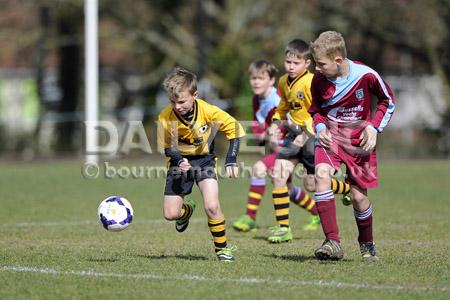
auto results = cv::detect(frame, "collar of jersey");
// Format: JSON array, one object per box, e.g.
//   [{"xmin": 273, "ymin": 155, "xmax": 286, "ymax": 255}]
[
  {"xmin": 173, "ymin": 99, "xmax": 198, "ymax": 129},
  {"xmin": 287, "ymin": 69, "xmax": 309, "ymax": 89}
]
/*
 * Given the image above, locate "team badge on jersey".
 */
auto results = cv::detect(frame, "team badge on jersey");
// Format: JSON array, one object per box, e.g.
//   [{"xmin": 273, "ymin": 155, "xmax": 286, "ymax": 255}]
[
  {"xmin": 198, "ymin": 124, "xmax": 209, "ymax": 134},
  {"xmin": 297, "ymin": 92, "xmax": 305, "ymax": 100},
  {"xmin": 355, "ymin": 88, "xmax": 364, "ymax": 100}
]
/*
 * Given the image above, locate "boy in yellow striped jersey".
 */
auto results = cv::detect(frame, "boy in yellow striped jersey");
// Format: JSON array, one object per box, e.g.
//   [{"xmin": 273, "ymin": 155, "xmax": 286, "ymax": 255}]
[
  {"xmin": 267, "ymin": 39, "xmax": 351, "ymax": 243},
  {"xmin": 232, "ymin": 60, "xmax": 327, "ymax": 233},
  {"xmin": 158, "ymin": 67, "xmax": 245, "ymax": 261}
]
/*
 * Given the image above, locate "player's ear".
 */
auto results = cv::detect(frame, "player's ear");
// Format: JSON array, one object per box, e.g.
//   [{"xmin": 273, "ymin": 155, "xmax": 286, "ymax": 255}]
[
  {"xmin": 192, "ymin": 90, "xmax": 199, "ymax": 98},
  {"xmin": 305, "ymin": 58, "xmax": 312, "ymax": 68},
  {"xmin": 335, "ymin": 56, "xmax": 344, "ymax": 65}
]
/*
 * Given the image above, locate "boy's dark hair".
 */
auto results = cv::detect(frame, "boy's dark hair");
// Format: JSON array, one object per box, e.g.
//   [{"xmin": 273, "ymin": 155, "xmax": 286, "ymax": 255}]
[
  {"xmin": 285, "ymin": 39, "xmax": 311, "ymax": 61},
  {"xmin": 248, "ymin": 60, "xmax": 278, "ymax": 79},
  {"xmin": 163, "ymin": 67, "xmax": 197, "ymax": 99}
]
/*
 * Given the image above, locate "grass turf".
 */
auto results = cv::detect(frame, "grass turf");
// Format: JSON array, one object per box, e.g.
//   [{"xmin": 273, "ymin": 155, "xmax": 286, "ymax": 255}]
[{"xmin": 0, "ymin": 158, "xmax": 449, "ymax": 299}]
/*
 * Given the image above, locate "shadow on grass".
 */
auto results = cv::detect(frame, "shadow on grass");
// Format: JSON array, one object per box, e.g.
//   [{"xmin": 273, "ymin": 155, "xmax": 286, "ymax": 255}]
[
  {"xmin": 135, "ymin": 254, "xmax": 208, "ymax": 261},
  {"xmin": 252, "ymin": 235, "xmax": 303, "ymax": 241},
  {"xmin": 265, "ymin": 254, "xmax": 352, "ymax": 263},
  {"xmin": 86, "ymin": 258, "xmax": 119, "ymax": 262},
  {"xmin": 264, "ymin": 254, "xmax": 316, "ymax": 262}
]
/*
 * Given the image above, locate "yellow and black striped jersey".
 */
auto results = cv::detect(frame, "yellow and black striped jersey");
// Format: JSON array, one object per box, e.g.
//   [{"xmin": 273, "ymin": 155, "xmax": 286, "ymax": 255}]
[
  {"xmin": 158, "ymin": 99, "xmax": 245, "ymax": 156},
  {"xmin": 272, "ymin": 70, "xmax": 315, "ymax": 135}
]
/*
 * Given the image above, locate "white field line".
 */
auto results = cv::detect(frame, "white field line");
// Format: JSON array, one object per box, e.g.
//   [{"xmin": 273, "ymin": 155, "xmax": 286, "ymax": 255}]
[
  {"xmin": 1, "ymin": 265, "xmax": 449, "ymax": 293},
  {"xmin": 1, "ymin": 218, "xmax": 204, "ymax": 228}
]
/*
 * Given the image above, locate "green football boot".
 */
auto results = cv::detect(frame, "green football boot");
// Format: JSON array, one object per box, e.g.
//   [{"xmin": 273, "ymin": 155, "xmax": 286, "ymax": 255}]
[
  {"xmin": 232, "ymin": 215, "xmax": 256, "ymax": 232},
  {"xmin": 341, "ymin": 193, "xmax": 352, "ymax": 206},
  {"xmin": 216, "ymin": 246, "xmax": 236, "ymax": 262},
  {"xmin": 360, "ymin": 242, "xmax": 379, "ymax": 262},
  {"xmin": 314, "ymin": 239, "xmax": 344, "ymax": 261},
  {"xmin": 302, "ymin": 215, "xmax": 321, "ymax": 231},
  {"xmin": 267, "ymin": 226, "xmax": 293, "ymax": 243},
  {"xmin": 175, "ymin": 198, "xmax": 196, "ymax": 232}
]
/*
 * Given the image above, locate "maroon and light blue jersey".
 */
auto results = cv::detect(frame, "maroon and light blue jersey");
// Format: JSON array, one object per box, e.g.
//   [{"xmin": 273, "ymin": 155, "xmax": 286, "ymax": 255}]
[
  {"xmin": 251, "ymin": 87, "xmax": 280, "ymax": 136},
  {"xmin": 309, "ymin": 59, "xmax": 395, "ymax": 141},
  {"xmin": 310, "ymin": 60, "xmax": 395, "ymax": 188}
]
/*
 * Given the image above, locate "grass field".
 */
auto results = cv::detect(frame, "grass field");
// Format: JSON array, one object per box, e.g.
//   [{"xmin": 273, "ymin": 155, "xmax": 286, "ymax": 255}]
[{"xmin": 1, "ymin": 157, "xmax": 450, "ymax": 299}]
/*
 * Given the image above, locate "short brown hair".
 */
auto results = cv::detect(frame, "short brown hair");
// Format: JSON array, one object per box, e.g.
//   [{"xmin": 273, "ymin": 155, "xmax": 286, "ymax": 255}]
[
  {"xmin": 285, "ymin": 39, "xmax": 311, "ymax": 60},
  {"xmin": 163, "ymin": 67, "xmax": 197, "ymax": 99},
  {"xmin": 248, "ymin": 60, "xmax": 278, "ymax": 79},
  {"xmin": 310, "ymin": 31, "xmax": 347, "ymax": 59}
]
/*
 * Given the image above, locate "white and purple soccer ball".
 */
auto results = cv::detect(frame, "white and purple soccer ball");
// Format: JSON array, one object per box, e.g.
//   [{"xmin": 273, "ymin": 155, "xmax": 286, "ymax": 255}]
[{"xmin": 98, "ymin": 196, "xmax": 133, "ymax": 232}]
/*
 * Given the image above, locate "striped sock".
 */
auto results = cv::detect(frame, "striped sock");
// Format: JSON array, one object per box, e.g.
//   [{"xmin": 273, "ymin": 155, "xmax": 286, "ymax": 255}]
[
  {"xmin": 246, "ymin": 178, "xmax": 265, "ymax": 220},
  {"xmin": 290, "ymin": 186, "xmax": 318, "ymax": 215},
  {"xmin": 331, "ymin": 178, "xmax": 350, "ymax": 194},
  {"xmin": 177, "ymin": 203, "xmax": 193, "ymax": 222},
  {"xmin": 272, "ymin": 186, "xmax": 290, "ymax": 227},
  {"xmin": 315, "ymin": 190, "xmax": 340, "ymax": 242},
  {"xmin": 208, "ymin": 217, "xmax": 227, "ymax": 252},
  {"xmin": 354, "ymin": 203, "xmax": 373, "ymax": 244}
]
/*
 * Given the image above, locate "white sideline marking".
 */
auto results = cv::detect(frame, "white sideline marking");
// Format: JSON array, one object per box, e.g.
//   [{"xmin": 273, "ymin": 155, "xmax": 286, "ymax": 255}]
[
  {"xmin": 1, "ymin": 218, "xmax": 204, "ymax": 228},
  {"xmin": 1, "ymin": 265, "xmax": 449, "ymax": 293}
]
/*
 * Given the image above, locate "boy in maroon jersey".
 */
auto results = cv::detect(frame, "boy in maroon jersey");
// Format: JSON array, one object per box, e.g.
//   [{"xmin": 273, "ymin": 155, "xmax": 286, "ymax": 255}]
[{"xmin": 309, "ymin": 31, "xmax": 395, "ymax": 261}]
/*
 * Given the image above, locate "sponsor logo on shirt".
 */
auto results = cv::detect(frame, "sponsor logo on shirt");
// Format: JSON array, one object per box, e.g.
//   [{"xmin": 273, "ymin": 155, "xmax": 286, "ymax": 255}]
[{"xmin": 328, "ymin": 105, "xmax": 364, "ymax": 122}]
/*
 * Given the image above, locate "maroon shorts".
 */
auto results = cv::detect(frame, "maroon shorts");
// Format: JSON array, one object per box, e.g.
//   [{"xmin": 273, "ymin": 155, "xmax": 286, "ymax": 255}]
[
  {"xmin": 315, "ymin": 145, "xmax": 378, "ymax": 189},
  {"xmin": 259, "ymin": 152, "xmax": 277, "ymax": 171}
]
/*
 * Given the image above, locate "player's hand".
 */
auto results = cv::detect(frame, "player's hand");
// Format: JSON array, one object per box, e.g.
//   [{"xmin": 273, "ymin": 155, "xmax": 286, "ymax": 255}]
[
  {"xmin": 179, "ymin": 158, "xmax": 192, "ymax": 172},
  {"xmin": 360, "ymin": 125, "xmax": 377, "ymax": 152},
  {"xmin": 292, "ymin": 132, "xmax": 309, "ymax": 147},
  {"xmin": 317, "ymin": 128, "xmax": 332, "ymax": 148},
  {"xmin": 225, "ymin": 164, "xmax": 239, "ymax": 179}
]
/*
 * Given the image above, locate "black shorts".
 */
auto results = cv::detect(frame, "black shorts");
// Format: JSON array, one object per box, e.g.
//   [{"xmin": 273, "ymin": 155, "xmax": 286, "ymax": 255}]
[
  {"xmin": 276, "ymin": 131, "xmax": 315, "ymax": 174},
  {"xmin": 164, "ymin": 154, "xmax": 217, "ymax": 196}
]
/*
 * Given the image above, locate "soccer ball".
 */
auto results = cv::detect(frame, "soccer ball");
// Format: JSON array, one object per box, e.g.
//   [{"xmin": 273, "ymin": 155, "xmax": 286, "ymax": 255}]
[{"xmin": 98, "ymin": 196, "xmax": 133, "ymax": 232}]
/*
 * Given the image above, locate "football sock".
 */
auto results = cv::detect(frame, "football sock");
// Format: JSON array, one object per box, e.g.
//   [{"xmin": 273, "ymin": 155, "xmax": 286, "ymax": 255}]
[
  {"xmin": 290, "ymin": 186, "xmax": 318, "ymax": 215},
  {"xmin": 245, "ymin": 178, "xmax": 265, "ymax": 220},
  {"xmin": 354, "ymin": 203, "xmax": 373, "ymax": 244},
  {"xmin": 177, "ymin": 203, "xmax": 193, "ymax": 222},
  {"xmin": 315, "ymin": 190, "xmax": 340, "ymax": 242},
  {"xmin": 331, "ymin": 178, "xmax": 350, "ymax": 194},
  {"xmin": 208, "ymin": 217, "xmax": 227, "ymax": 252},
  {"xmin": 272, "ymin": 186, "xmax": 290, "ymax": 227}
]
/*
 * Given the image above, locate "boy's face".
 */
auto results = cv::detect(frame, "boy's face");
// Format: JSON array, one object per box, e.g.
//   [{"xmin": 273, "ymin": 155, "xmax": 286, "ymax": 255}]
[
  {"xmin": 313, "ymin": 53, "xmax": 342, "ymax": 80},
  {"xmin": 284, "ymin": 54, "xmax": 310, "ymax": 78},
  {"xmin": 169, "ymin": 90, "xmax": 197, "ymax": 115},
  {"xmin": 249, "ymin": 70, "xmax": 275, "ymax": 97}
]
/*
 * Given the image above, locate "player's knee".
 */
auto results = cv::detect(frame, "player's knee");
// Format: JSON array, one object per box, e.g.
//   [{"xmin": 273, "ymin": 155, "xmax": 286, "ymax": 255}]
[
  {"xmin": 350, "ymin": 190, "xmax": 368, "ymax": 204},
  {"xmin": 204, "ymin": 202, "xmax": 220, "ymax": 216},
  {"xmin": 273, "ymin": 175, "xmax": 288, "ymax": 187},
  {"xmin": 303, "ymin": 176, "xmax": 315, "ymax": 192},
  {"xmin": 252, "ymin": 161, "xmax": 267, "ymax": 178},
  {"xmin": 163, "ymin": 208, "xmax": 180, "ymax": 221},
  {"xmin": 315, "ymin": 165, "xmax": 332, "ymax": 182}
]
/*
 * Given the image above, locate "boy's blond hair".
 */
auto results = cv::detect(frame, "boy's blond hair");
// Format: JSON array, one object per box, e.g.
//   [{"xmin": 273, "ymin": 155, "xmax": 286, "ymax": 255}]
[
  {"xmin": 285, "ymin": 39, "xmax": 311, "ymax": 61},
  {"xmin": 163, "ymin": 67, "xmax": 197, "ymax": 99},
  {"xmin": 248, "ymin": 60, "xmax": 278, "ymax": 79},
  {"xmin": 310, "ymin": 31, "xmax": 347, "ymax": 60}
]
